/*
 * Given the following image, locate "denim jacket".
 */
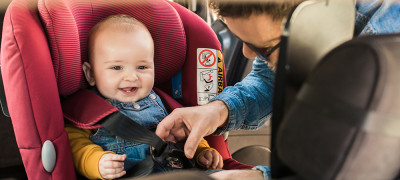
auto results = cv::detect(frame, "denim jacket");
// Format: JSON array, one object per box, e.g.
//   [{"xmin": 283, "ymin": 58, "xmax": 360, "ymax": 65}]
[
  {"xmin": 355, "ymin": 0, "xmax": 400, "ymax": 36},
  {"xmin": 90, "ymin": 90, "xmax": 168, "ymax": 170},
  {"xmin": 211, "ymin": 0, "xmax": 400, "ymax": 134},
  {"xmin": 212, "ymin": 58, "xmax": 274, "ymax": 134},
  {"xmin": 106, "ymin": 90, "xmax": 168, "ymax": 129}
]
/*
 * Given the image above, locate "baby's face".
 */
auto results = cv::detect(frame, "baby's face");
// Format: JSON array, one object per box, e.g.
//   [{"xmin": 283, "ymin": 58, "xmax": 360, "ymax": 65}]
[{"xmin": 88, "ymin": 26, "xmax": 154, "ymax": 103}]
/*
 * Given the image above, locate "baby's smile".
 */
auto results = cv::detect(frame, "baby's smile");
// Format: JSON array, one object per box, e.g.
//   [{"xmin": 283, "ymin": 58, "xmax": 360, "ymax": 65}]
[{"xmin": 120, "ymin": 87, "xmax": 137, "ymax": 94}]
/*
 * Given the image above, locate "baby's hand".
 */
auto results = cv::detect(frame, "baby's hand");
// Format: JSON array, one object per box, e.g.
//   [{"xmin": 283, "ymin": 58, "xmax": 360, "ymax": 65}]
[
  {"xmin": 198, "ymin": 150, "xmax": 223, "ymax": 169},
  {"xmin": 99, "ymin": 153, "xmax": 127, "ymax": 179}
]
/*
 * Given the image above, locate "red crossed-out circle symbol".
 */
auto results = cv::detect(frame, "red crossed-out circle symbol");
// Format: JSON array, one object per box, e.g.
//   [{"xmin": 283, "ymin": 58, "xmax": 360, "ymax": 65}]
[{"xmin": 198, "ymin": 49, "xmax": 216, "ymax": 67}]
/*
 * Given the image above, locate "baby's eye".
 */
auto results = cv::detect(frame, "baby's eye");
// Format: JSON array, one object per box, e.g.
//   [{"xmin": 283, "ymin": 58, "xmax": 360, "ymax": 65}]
[
  {"xmin": 137, "ymin": 66, "xmax": 147, "ymax": 70},
  {"xmin": 112, "ymin": 66, "xmax": 122, "ymax": 70}
]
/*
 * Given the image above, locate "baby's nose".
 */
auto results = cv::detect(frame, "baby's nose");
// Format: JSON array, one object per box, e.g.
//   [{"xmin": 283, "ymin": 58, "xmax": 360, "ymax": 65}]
[{"xmin": 123, "ymin": 71, "xmax": 138, "ymax": 81}]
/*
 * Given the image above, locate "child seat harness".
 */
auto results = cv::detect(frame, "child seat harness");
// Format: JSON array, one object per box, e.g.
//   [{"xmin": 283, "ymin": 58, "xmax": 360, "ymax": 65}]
[{"xmin": 62, "ymin": 88, "xmax": 195, "ymax": 177}]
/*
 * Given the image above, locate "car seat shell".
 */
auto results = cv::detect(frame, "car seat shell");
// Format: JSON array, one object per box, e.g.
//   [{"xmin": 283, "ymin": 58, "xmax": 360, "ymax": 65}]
[
  {"xmin": 1, "ymin": 0, "xmax": 251, "ymax": 179},
  {"xmin": 1, "ymin": 0, "xmax": 75, "ymax": 179}
]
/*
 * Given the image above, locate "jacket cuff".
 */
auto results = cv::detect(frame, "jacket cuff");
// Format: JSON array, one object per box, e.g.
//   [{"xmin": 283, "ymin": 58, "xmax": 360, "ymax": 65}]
[{"xmin": 84, "ymin": 151, "xmax": 114, "ymax": 180}]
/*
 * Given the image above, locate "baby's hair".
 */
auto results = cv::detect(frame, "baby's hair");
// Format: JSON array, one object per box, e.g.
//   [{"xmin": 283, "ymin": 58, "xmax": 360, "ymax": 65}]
[
  {"xmin": 90, "ymin": 14, "xmax": 147, "ymax": 34},
  {"xmin": 87, "ymin": 14, "xmax": 152, "ymax": 62}
]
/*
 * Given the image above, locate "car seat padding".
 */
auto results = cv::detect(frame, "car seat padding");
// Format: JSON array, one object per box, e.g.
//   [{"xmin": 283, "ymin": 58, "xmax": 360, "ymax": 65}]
[{"xmin": 38, "ymin": 0, "xmax": 187, "ymax": 96}]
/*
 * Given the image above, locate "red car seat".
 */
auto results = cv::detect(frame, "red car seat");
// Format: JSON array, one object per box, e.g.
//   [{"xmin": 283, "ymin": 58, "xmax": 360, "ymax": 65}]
[{"xmin": 1, "ymin": 0, "xmax": 252, "ymax": 179}]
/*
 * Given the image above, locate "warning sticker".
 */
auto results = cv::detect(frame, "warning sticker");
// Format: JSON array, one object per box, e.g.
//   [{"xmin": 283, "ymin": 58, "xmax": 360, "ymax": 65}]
[
  {"xmin": 217, "ymin": 50, "xmax": 224, "ymax": 95},
  {"xmin": 197, "ymin": 48, "xmax": 223, "ymax": 105},
  {"xmin": 198, "ymin": 49, "xmax": 216, "ymax": 67}
]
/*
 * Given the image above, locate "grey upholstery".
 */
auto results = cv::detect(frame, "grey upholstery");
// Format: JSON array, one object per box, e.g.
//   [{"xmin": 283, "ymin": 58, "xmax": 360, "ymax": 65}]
[
  {"xmin": 271, "ymin": 0, "xmax": 356, "ymax": 178},
  {"xmin": 278, "ymin": 32, "xmax": 400, "ymax": 180},
  {"xmin": 232, "ymin": 145, "xmax": 271, "ymax": 166},
  {"xmin": 284, "ymin": 0, "xmax": 355, "ymax": 85}
]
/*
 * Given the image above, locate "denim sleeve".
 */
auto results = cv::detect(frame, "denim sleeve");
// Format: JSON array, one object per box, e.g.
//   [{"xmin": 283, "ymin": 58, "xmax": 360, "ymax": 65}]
[
  {"xmin": 210, "ymin": 58, "xmax": 274, "ymax": 134},
  {"xmin": 356, "ymin": 0, "xmax": 400, "ymax": 36},
  {"xmin": 253, "ymin": 166, "xmax": 271, "ymax": 179}
]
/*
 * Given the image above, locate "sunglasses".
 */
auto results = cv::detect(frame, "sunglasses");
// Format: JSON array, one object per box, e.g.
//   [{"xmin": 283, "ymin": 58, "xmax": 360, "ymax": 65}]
[
  {"xmin": 219, "ymin": 19, "xmax": 281, "ymax": 63},
  {"xmin": 244, "ymin": 41, "xmax": 281, "ymax": 62}
]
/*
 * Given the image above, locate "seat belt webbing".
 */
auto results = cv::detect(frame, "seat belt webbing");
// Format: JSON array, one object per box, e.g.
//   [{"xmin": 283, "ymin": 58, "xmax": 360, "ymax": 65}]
[{"xmin": 100, "ymin": 112, "xmax": 167, "ymax": 156}]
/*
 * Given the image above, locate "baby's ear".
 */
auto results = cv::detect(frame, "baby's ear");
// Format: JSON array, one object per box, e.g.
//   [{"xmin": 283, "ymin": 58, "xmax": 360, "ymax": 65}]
[{"xmin": 82, "ymin": 62, "xmax": 95, "ymax": 86}]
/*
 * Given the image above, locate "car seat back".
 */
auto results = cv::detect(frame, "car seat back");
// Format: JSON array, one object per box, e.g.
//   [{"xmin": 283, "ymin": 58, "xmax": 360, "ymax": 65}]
[
  {"xmin": 277, "ymin": 33, "xmax": 400, "ymax": 180},
  {"xmin": 283, "ymin": 0, "xmax": 355, "ymax": 86},
  {"xmin": 271, "ymin": 0, "xmax": 355, "ymax": 177},
  {"xmin": 1, "ymin": 0, "xmax": 76, "ymax": 178},
  {"xmin": 1, "ymin": 0, "xmax": 249, "ymax": 178}
]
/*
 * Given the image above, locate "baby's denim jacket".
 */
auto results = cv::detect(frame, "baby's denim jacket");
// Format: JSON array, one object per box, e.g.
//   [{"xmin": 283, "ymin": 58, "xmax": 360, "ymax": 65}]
[
  {"xmin": 90, "ymin": 89, "xmax": 168, "ymax": 170},
  {"xmin": 105, "ymin": 90, "xmax": 168, "ymax": 129}
]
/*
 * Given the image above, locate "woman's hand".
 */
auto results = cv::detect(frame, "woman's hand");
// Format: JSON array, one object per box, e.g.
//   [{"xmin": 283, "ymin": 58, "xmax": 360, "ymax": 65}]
[{"xmin": 156, "ymin": 100, "xmax": 228, "ymax": 159}]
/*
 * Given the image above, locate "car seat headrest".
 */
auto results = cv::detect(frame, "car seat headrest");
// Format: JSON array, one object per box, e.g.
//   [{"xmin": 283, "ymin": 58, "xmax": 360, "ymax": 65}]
[
  {"xmin": 38, "ymin": 0, "xmax": 186, "ymax": 96},
  {"xmin": 282, "ymin": 0, "xmax": 355, "ymax": 86}
]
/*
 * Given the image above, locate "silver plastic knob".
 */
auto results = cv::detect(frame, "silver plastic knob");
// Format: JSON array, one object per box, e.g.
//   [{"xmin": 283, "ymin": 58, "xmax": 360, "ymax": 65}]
[{"xmin": 42, "ymin": 140, "xmax": 56, "ymax": 173}]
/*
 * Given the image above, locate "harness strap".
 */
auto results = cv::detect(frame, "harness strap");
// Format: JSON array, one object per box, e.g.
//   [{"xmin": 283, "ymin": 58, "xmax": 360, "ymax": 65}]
[
  {"xmin": 62, "ymin": 88, "xmax": 195, "ymax": 178},
  {"xmin": 99, "ymin": 108, "xmax": 195, "ymax": 177},
  {"xmin": 100, "ymin": 112, "xmax": 166, "ymax": 156},
  {"xmin": 62, "ymin": 88, "xmax": 118, "ymax": 129},
  {"xmin": 62, "ymin": 88, "xmax": 180, "ymax": 129}
]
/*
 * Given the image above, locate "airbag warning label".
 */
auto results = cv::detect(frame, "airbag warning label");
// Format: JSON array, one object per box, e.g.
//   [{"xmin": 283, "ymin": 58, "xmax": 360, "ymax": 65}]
[{"xmin": 197, "ymin": 48, "xmax": 223, "ymax": 105}]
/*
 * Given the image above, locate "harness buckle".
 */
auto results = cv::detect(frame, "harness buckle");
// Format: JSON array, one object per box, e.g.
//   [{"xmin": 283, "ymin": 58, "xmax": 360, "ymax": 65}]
[{"xmin": 152, "ymin": 141, "xmax": 196, "ymax": 169}]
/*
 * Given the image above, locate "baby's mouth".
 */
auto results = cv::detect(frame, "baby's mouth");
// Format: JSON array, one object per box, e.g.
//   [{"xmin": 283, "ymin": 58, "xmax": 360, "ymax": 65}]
[{"xmin": 120, "ymin": 87, "xmax": 137, "ymax": 93}]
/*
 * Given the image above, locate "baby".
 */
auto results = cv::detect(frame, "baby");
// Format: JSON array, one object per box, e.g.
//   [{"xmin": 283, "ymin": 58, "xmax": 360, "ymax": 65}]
[{"xmin": 67, "ymin": 14, "xmax": 223, "ymax": 179}]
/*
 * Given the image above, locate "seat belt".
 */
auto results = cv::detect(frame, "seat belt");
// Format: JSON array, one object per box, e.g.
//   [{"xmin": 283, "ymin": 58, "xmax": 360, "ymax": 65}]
[
  {"xmin": 100, "ymin": 111, "xmax": 195, "ymax": 177},
  {"xmin": 62, "ymin": 88, "xmax": 195, "ymax": 177}
]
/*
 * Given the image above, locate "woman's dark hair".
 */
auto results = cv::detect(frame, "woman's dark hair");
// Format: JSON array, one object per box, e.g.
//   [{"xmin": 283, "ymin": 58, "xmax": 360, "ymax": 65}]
[{"xmin": 209, "ymin": 0, "xmax": 304, "ymax": 21}]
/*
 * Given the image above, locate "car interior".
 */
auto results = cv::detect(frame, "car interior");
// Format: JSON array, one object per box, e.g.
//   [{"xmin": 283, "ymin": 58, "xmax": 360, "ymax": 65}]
[
  {"xmin": 0, "ymin": 0, "xmax": 399, "ymax": 179},
  {"xmin": 0, "ymin": 0, "xmax": 254, "ymax": 179}
]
